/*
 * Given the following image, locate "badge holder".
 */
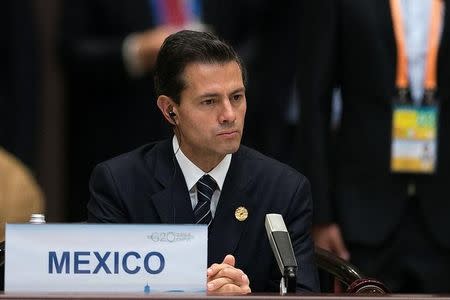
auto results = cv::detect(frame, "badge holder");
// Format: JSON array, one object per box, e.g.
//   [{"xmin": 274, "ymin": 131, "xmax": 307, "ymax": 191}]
[{"xmin": 390, "ymin": 89, "xmax": 439, "ymax": 174}]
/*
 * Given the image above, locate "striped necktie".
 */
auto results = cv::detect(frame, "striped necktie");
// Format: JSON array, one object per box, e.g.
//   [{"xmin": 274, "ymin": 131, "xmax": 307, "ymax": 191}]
[{"xmin": 194, "ymin": 175, "xmax": 217, "ymax": 225}]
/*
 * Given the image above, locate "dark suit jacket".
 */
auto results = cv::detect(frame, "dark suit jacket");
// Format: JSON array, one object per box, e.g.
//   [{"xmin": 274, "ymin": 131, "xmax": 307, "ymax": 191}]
[
  {"xmin": 87, "ymin": 139, "xmax": 319, "ymax": 292},
  {"xmin": 297, "ymin": 0, "xmax": 450, "ymax": 248}
]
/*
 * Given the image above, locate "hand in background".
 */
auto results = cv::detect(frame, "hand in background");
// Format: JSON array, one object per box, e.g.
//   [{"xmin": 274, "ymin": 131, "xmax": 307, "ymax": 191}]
[
  {"xmin": 207, "ymin": 254, "xmax": 251, "ymax": 294},
  {"xmin": 313, "ymin": 223, "xmax": 350, "ymax": 261},
  {"xmin": 134, "ymin": 25, "xmax": 179, "ymax": 70}
]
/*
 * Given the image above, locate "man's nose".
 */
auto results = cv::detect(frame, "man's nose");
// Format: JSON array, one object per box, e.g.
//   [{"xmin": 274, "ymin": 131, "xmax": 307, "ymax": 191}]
[{"xmin": 219, "ymin": 99, "xmax": 236, "ymax": 123}]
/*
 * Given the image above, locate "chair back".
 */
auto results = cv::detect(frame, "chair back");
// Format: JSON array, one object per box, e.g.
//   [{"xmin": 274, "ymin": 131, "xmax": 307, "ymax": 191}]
[{"xmin": 315, "ymin": 247, "xmax": 389, "ymax": 294}]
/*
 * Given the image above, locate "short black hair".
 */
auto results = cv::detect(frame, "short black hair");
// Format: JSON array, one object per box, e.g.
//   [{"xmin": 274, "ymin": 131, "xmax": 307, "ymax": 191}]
[{"xmin": 154, "ymin": 30, "xmax": 247, "ymax": 104}]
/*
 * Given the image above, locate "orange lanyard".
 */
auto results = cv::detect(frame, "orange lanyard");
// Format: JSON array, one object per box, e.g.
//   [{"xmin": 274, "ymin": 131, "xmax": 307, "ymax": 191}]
[{"xmin": 390, "ymin": 0, "xmax": 444, "ymax": 91}]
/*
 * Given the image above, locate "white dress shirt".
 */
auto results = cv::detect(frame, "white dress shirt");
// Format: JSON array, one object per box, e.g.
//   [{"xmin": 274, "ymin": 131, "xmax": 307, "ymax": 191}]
[
  {"xmin": 172, "ymin": 136, "xmax": 231, "ymax": 217},
  {"xmin": 400, "ymin": 0, "xmax": 445, "ymax": 103}
]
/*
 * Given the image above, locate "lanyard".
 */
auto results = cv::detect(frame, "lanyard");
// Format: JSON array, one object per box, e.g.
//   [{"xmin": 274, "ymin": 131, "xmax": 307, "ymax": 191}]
[{"xmin": 390, "ymin": 0, "xmax": 444, "ymax": 91}]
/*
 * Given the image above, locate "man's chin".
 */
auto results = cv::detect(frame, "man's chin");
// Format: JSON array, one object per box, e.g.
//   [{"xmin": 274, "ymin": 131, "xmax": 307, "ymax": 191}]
[
  {"xmin": 222, "ymin": 142, "xmax": 241, "ymax": 155},
  {"xmin": 214, "ymin": 135, "xmax": 242, "ymax": 154}
]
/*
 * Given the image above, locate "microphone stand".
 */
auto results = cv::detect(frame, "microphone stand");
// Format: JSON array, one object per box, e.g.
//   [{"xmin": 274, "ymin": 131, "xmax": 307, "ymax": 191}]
[{"xmin": 280, "ymin": 266, "xmax": 297, "ymax": 295}]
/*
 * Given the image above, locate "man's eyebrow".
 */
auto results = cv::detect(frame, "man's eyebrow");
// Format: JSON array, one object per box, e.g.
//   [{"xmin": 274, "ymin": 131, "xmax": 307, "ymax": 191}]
[
  {"xmin": 197, "ymin": 87, "xmax": 246, "ymax": 99},
  {"xmin": 198, "ymin": 92, "xmax": 220, "ymax": 99},
  {"xmin": 230, "ymin": 87, "xmax": 246, "ymax": 94}
]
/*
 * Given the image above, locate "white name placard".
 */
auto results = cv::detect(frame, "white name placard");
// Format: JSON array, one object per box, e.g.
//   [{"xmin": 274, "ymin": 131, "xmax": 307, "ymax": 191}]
[{"xmin": 5, "ymin": 224, "xmax": 207, "ymax": 293}]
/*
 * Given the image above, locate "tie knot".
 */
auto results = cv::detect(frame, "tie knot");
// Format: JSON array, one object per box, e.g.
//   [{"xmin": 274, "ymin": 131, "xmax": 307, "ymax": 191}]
[
  {"xmin": 194, "ymin": 175, "xmax": 216, "ymax": 225},
  {"xmin": 197, "ymin": 175, "xmax": 217, "ymax": 201}
]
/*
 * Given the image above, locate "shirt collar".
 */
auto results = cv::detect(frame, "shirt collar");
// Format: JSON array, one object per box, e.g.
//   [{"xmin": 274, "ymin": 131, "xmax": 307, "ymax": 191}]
[{"xmin": 172, "ymin": 136, "xmax": 231, "ymax": 191}]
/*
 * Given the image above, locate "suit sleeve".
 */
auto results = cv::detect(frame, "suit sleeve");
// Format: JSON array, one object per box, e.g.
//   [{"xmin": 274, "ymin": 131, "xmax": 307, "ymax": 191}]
[
  {"xmin": 87, "ymin": 162, "xmax": 128, "ymax": 223},
  {"xmin": 287, "ymin": 176, "xmax": 320, "ymax": 292},
  {"xmin": 297, "ymin": 0, "xmax": 339, "ymax": 224}
]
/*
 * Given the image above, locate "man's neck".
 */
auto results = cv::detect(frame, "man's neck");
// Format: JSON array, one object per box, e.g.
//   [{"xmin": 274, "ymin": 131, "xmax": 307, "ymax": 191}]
[
  {"xmin": 186, "ymin": 155, "xmax": 225, "ymax": 173},
  {"xmin": 173, "ymin": 135, "xmax": 224, "ymax": 172},
  {"xmin": 172, "ymin": 136, "xmax": 232, "ymax": 192},
  {"xmin": 180, "ymin": 146, "xmax": 224, "ymax": 173}
]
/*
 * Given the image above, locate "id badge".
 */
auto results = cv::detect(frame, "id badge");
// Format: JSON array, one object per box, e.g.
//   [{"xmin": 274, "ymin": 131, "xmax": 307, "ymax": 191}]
[{"xmin": 390, "ymin": 104, "xmax": 439, "ymax": 174}]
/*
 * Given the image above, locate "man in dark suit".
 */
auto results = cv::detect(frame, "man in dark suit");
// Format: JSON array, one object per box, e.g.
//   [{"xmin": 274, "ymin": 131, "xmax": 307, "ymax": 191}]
[
  {"xmin": 297, "ymin": 0, "xmax": 450, "ymax": 292},
  {"xmin": 88, "ymin": 30, "xmax": 319, "ymax": 293}
]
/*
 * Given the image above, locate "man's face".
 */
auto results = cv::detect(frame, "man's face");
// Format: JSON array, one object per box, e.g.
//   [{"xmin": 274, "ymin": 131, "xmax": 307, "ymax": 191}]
[{"xmin": 175, "ymin": 61, "xmax": 246, "ymax": 170}]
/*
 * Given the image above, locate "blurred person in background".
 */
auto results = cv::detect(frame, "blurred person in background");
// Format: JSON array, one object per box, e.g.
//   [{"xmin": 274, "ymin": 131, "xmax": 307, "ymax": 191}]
[
  {"xmin": 204, "ymin": 0, "xmax": 301, "ymax": 165},
  {"xmin": 0, "ymin": 0, "xmax": 39, "ymax": 171},
  {"xmin": 59, "ymin": 0, "xmax": 207, "ymax": 221},
  {"xmin": 298, "ymin": 0, "xmax": 450, "ymax": 292},
  {"xmin": 0, "ymin": 147, "xmax": 44, "ymax": 291},
  {"xmin": 0, "ymin": 148, "xmax": 45, "ymax": 241}
]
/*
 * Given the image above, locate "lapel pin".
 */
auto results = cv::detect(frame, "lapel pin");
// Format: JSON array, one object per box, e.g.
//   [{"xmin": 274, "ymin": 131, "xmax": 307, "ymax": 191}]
[{"xmin": 235, "ymin": 206, "xmax": 248, "ymax": 222}]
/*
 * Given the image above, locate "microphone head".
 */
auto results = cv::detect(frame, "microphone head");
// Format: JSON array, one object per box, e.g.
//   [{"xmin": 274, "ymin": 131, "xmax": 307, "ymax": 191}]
[
  {"xmin": 265, "ymin": 214, "xmax": 298, "ymax": 273},
  {"xmin": 265, "ymin": 213, "xmax": 288, "ymax": 232}
]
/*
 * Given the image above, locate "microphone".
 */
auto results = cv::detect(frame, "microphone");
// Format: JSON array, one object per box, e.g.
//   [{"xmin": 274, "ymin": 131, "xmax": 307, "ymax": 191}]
[{"xmin": 265, "ymin": 214, "xmax": 297, "ymax": 294}]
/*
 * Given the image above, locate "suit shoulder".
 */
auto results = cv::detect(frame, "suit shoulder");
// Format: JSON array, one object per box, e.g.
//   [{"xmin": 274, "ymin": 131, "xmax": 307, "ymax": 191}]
[
  {"xmin": 239, "ymin": 145, "xmax": 309, "ymax": 183},
  {"xmin": 94, "ymin": 141, "xmax": 160, "ymax": 176}
]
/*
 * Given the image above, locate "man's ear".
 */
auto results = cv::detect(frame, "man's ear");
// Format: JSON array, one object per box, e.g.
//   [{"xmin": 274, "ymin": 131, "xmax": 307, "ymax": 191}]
[{"xmin": 157, "ymin": 95, "xmax": 177, "ymax": 125}]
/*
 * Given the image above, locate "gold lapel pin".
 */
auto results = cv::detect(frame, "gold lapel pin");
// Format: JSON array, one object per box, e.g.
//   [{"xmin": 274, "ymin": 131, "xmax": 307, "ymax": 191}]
[{"xmin": 235, "ymin": 206, "xmax": 248, "ymax": 222}]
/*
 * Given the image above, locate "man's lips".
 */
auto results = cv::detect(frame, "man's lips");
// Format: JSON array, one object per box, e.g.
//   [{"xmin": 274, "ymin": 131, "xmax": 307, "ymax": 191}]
[{"xmin": 217, "ymin": 130, "xmax": 239, "ymax": 136}]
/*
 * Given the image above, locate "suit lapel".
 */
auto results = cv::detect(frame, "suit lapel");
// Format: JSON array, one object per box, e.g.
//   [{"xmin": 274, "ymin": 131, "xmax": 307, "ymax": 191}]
[
  {"xmin": 380, "ymin": 0, "xmax": 396, "ymax": 69},
  {"xmin": 149, "ymin": 140, "xmax": 194, "ymax": 224},
  {"xmin": 207, "ymin": 147, "xmax": 254, "ymax": 265},
  {"xmin": 145, "ymin": 142, "xmax": 256, "ymax": 264},
  {"xmin": 374, "ymin": 0, "xmax": 397, "ymax": 102}
]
